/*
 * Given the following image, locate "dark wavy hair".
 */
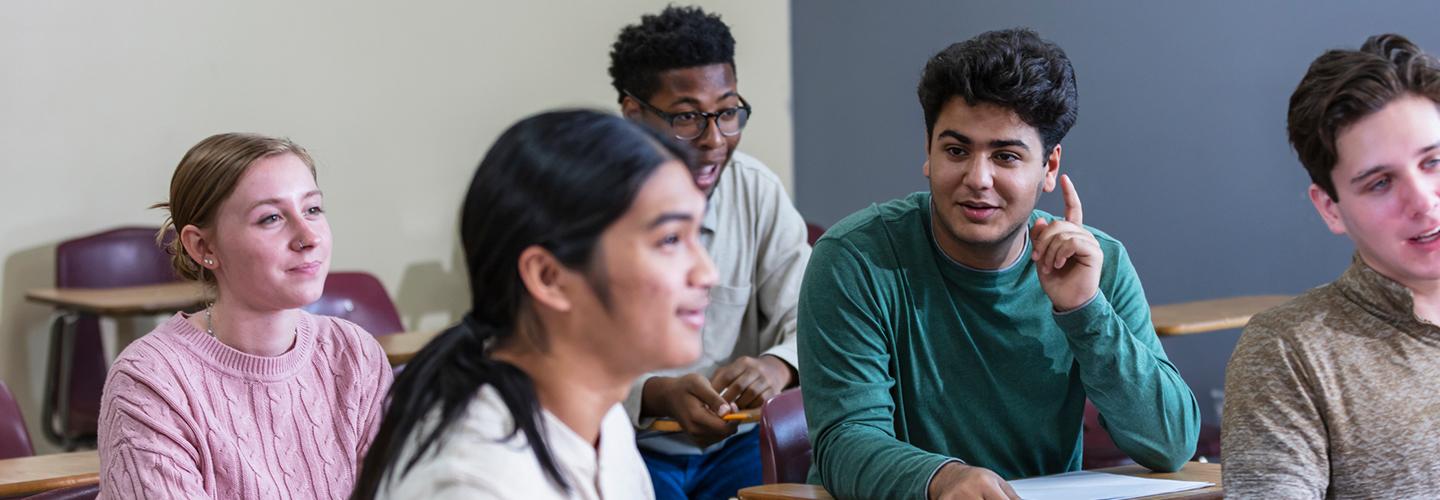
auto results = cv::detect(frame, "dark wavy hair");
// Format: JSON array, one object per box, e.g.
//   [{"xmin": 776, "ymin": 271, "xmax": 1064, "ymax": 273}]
[
  {"xmin": 1288, "ymin": 33, "xmax": 1440, "ymax": 201},
  {"xmin": 608, "ymin": 5, "xmax": 736, "ymax": 103},
  {"xmin": 917, "ymin": 28, "xmax": 1078, "ymax": 152},
  {"xmin": 351, "ymin": 110, "xmax": 693, "ymax": 498}
]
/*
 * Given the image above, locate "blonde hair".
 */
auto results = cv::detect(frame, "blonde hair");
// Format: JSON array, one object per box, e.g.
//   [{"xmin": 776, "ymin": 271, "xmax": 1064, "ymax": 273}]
[{"xmin": 153, "ymin": 133, "xmax": 317, "ymax": 284}]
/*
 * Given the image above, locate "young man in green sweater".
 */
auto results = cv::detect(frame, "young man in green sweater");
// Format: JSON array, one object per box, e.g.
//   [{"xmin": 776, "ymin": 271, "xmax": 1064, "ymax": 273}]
[{"xmin": 797, "ymin": 28, "xmax": 1200, "ymax": 499}]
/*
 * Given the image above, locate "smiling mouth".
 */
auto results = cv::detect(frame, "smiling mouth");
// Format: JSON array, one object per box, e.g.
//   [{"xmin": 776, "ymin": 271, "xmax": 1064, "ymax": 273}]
[
  {"xmin": 289, "ymin": 261, "xmax": 323, "ymax": 273},
  {"xmin": 677, "ymin": 304, "xmax": 708, "ymax": 329},
  {"xmin": 1412, "ymin": 226, "xmax": 1440, "ymax": 243},
  {"xmin": 956, "ymin": 201, "xmax": 1002, "ymax": 222}
]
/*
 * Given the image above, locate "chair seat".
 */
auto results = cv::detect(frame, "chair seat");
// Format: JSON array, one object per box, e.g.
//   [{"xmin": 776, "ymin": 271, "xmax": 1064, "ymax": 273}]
[{"xmin": 25, "ymin": 483, "xmax": 100, "ymax": 500}]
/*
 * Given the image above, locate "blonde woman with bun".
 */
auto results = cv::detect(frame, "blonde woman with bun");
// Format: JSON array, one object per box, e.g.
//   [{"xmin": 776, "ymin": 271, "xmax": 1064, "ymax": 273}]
[{"xmin": 97, "ymin": 133, "xmax": 393, "ymax": 499}]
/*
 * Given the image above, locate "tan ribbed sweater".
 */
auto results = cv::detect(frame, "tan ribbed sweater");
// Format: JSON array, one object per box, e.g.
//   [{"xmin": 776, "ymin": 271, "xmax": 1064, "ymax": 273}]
[{"xmin": 1223, "ymin": 257, "xmax": 1440, "ymax": 498}]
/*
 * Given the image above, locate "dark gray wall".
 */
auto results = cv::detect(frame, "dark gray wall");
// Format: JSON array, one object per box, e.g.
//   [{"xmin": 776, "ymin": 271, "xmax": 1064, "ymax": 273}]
[{"xmin": 791, "ymin": 0, "xmax": 1440, "ymax": 427}]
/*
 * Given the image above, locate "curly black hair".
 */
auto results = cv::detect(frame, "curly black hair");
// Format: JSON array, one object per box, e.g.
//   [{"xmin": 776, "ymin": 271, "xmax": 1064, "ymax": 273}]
[
  {"xmin": 917, "ymin": 28, "xmax": 1078, "ymax": 152},
  {"xmin": 609, "ymin": 5, "xmax": 736, "ymax": 103}
]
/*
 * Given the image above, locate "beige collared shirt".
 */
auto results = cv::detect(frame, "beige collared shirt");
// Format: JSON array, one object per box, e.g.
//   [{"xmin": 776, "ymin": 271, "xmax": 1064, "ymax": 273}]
[{"xmin": 624, "ymin": 151, "xmax": 811, "ymax": 452}]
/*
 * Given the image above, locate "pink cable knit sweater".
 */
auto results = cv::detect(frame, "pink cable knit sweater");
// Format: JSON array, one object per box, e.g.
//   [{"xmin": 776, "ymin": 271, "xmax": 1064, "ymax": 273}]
[{"xmin": 97, "ymin": 311, "xmax": 393, "ymax": 499}]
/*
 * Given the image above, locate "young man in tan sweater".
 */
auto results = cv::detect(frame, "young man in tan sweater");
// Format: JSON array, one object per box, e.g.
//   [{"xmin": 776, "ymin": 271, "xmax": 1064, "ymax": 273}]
[{"xmin": 1223, "ymin": 33, "xmax": 1440, "ymax": 498}]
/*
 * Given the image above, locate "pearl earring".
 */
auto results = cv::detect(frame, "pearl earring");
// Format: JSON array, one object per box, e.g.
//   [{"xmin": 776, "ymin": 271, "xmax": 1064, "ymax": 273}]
[{"xmin": 204, "ymin": 258, "xmax": 214, "ymax": 266}]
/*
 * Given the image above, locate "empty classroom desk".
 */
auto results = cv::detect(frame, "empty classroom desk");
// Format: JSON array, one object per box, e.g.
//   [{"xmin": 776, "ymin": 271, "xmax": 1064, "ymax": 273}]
[
  {"xmin": 1150, "ymin": 295, "xmax": 1292, "ymax": 335},
  {"xmin": 25, "ymin": 282, "xmax": 206, "ymax": 448},
  {"xmin": 0, "ymin": 450, "xmax": 100, "ymax": 497},
  {"xmin": 377, "ymin": 329, "xmax": 440, "ymax": 366}
]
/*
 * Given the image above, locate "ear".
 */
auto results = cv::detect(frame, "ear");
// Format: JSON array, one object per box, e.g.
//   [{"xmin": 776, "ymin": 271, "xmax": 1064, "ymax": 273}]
[
  {"xmin": 517, "ymin": 245, "xmax": 574, "ymax": 313},
  {"xmin": 179, "ymin": 224, "xmax": 217, "ymax": 271},
  {"xmin": 922, "ymin": 159, "xmax": 931, "ymax": 178},
  {"xmin": 1041, "ymin": 144, "xmax": 1062, "ymax": 193},
  {"xmin": 1308, "ymin": 184, "xmax": 1348, "ymax": 235},
  {"xmin": 620, "ymin": 96, "xmax": 643, "ymax": 121}
]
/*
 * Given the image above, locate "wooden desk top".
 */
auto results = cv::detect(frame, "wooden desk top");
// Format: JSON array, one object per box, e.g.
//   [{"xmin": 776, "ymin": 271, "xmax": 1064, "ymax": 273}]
[
  {"xmin": 26, "ymin": 282, "xmax": 207, "ymax": 316},
  {"xmin": 736, "ymin": 462, "xmax": 1220, "ymax": 500},
  {"xmin": 738, "ymin": 482, "xmax": 834, "ymax": 500},
  {"xmin": 0, "ymin": 450, "xmax": 100, "ymax": 497},
  {"xmin": 1151, "ymin": 294, "xmax": 1292, "ymax": 336},
  {"xmin": 377, "ymin": 329, "xmax": 440, "ymax": 366}
]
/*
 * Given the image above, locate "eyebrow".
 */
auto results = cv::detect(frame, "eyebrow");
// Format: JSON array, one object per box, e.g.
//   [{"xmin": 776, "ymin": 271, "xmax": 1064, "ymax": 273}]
[
  {"xmin": 936, "ymin": 130, "xmax": 1030, "ymax": 152},
  {"xmin": 1349, "ymin": 141, "xmax": 1440, "ymax": 184},
  {"xmin": 1421, "ymin": 141, "xmax": 1440, "ymax": 156},
  {"xmin": 666, "ymin": 91, "xmax": 740, "ymax": 108},
  {"xmin": 1349, "ymin": 166, "xmax": 1387, "ymax": 185},
  {"xmin": 247, "ymin": 190, "xmax": 324, "ymax": 212},
  {"xmin": 648, "ymin": 211, "xmax": 696, "ymax": 229}
]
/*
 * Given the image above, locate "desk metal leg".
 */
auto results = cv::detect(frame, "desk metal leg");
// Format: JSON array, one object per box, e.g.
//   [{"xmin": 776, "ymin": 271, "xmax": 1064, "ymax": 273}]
[{"xmin": 40, "ymin": 312, "xmax": 79, "ymax": 450}]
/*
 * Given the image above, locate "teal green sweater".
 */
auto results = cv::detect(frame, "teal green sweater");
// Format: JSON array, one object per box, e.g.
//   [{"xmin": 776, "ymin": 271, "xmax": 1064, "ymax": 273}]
[{"xmin": 798, "ymin": 193, "xmax": 1199, "ymax": 499}]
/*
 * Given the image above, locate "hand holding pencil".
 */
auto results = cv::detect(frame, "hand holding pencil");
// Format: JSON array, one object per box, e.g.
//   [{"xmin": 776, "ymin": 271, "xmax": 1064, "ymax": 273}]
[
  {"xmin": 639, "ymin": 373, "xmax": 741, "ymax": 446},
  {"xmin": 649, "ymin": 408, "xmax": 761, "ymax": 432}
]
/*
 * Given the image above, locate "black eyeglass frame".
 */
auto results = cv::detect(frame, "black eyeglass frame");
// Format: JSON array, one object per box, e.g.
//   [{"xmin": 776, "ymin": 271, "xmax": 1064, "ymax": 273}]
[{"xmin": 623, "ymin": 89, "xmax": 753, "ymax": 140}]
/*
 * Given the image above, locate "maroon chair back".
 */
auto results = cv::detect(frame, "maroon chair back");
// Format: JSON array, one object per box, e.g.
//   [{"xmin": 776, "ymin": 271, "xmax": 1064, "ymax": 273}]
[
  {"xmin": 52, "ymin": 227, "xmax": 177, "ymax": 444},
  {"xmin": 1082, "ymin": 399, "xmax": 1133, "ymax": 469},
  {"xmin": 0, "ymin": 379, "xmax": 34, "ymax": 459},
  {"xmin": 759, "ymin": 388, "xmax": 811, "ymax": 484},
  {"xmin": 24, "ymin": 483, "xmax": 100, "ymax": 500},
  {"xmin": 1195, "ymin": 423, "xmax": 1221, "ymax": 462},
  {"xmin": 805, "ymin": 222, "xmax": 826, "ymax": 247},
  {"xmin": 1082, "ymin": 399, "xmax": 1221, "ymax": 468},
  {"xmin": 303, "ymin": 272, "xmax": 404, "ymax": 336}
]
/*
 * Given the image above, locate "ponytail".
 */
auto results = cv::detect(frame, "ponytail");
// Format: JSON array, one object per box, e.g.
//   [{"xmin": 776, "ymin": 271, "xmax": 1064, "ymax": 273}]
[
  {"xmin": 351, "ymin": 315, "xmax": 567, "ymax": 499},
  {"xmin": 352, "ymin": 110, "xmax": 694, "ymax": 498}
]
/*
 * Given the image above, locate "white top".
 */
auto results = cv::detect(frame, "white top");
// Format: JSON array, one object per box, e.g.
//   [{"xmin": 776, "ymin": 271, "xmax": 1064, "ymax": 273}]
[{"xmin": 378, "ymin": 385, "xmax": 654, "ymax": 500}]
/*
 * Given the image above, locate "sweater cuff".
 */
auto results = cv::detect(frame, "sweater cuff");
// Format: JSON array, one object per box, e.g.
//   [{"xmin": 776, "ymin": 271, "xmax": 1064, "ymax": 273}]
[
  {"xmin": 1052, "ymin": 289, "xmax": 1099, "ymax": 315},
  {"xmin": 761, "ymin": 344, "xmax": 799, "ymax": 376},
  {"xmin": 921, "ymin": 457, "xmax": 966, "ymax": 500},
  {"xmin": 1052, "ymin": 290, "xmax": 1113, "ymax": 336}
]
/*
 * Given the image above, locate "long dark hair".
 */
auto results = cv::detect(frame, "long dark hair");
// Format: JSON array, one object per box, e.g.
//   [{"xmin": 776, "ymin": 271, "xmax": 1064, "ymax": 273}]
[{"xmin": 352, "ymin": 110, "xmax": 693, "ymax": 498}]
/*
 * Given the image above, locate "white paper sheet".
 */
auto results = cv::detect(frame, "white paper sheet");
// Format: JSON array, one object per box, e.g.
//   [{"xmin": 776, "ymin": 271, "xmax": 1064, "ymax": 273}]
[{"xmin": 1008, "ymin": 470, "xmax": 1213, "ymax": 500}]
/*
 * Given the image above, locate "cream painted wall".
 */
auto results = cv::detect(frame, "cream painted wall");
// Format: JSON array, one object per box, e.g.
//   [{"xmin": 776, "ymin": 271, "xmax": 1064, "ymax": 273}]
[{"xmin": 0, "ymin": 0, "xmax": 792, "ymax": 454}]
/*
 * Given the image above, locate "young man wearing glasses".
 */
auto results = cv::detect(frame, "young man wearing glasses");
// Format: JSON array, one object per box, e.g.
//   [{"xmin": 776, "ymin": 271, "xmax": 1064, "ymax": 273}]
[{"xmin": 608, "ymin": 5, "xmax": 811, "ymax": 499}]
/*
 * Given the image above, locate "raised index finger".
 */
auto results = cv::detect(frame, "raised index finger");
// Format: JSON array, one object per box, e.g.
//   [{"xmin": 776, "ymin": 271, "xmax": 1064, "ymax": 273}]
[{"xmin": 1061, "ymin": 174, "xmax": 1083, "ymax": 226}]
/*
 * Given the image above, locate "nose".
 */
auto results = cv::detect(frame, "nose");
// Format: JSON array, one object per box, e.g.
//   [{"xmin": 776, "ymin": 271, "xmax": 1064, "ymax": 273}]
[
  {"xmin": 692, "ymin": 115, "xmax": 726, "ymax": 151},
  {"xmin": 1401, "ymin": 174, "xmax": 1440, "ymax": 220},
  {"xmin": 961, "ymin": 158, "xmax": 995, "ymax": 192},
  {"xmin": 290, "ymin": 218, "xmax": 323, "ymax": 252},
  {"xmin": 690, "ymin": 243, "xmax": 718, "ymax": 290}
]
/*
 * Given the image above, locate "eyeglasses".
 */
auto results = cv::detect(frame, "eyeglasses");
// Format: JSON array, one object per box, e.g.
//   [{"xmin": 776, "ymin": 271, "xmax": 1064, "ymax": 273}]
[{"xmin": 623, "ymin": 90, "xmax": 753, "ymax": 141}]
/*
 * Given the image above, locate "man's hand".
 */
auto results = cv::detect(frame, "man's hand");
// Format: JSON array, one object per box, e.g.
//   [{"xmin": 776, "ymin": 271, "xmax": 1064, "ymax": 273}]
[
  {"xmin": 1031, "ymin": 174, "xmax": 1102, "ymax": 311},
  {"xmin": 927, "ymin": 463, "xmax": 1018, "ymax": 500},
  {"xmin": 640, "ymin": 374, "xmax": 738, "ymax": 446},
  {"xmin": 710, "ymin": 355, "xmax": 794, "ymax": 410}
]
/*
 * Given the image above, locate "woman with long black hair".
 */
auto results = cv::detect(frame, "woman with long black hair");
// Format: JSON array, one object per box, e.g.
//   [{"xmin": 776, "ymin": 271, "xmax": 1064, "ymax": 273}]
[{"xmin": 352, "ymin": 110, "xmax": 717, "ymax": 499}]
